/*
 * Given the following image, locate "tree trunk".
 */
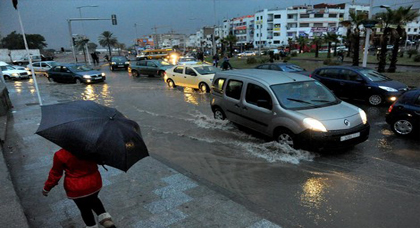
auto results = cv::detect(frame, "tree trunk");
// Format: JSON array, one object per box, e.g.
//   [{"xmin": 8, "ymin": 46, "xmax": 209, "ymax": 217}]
[
  {"xmin": 378, "ymin": 28, "xmax": 390, "ymax": 73},
  {"xmin": 333, "ymin": 43, "xmax": 337, "ymax": 57},
  {"xmin": 108, "ymin": 44, "xmax": 112, "ymax": 59},
  {"xmin": 229, "ymin": 42, "xmax": 233, "ymax": 58},
  {"xmin": 327, "ymin": 42, "xmax": 331, "ymax": 58},
  {"xmin": 82, "ymin": 48, "xmax": 87, "ymax": 63},
  {"xmin": 352, "ymin": 31, "xmax": 360, "ymax": 66},
  {"xmin": 388, "ymin": 26, "xmax": 403, "ymax": 73},
  {"xmin": 347, "ymin": 42, "xmax": 352, "ymax": 57},
  {"xmin": 315, "ymin": 43, "xmax": 319, "ymax": 58}
]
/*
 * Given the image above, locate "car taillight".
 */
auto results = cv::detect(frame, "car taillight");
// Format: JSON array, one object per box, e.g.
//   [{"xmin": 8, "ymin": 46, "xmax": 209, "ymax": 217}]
[
  {"xmin": 388, "ymin": 101, "xmax": 396, "ymax": 113},
  {"xmin": 309, "ymin": 74, "xmax": 312, "ymax": 78}
]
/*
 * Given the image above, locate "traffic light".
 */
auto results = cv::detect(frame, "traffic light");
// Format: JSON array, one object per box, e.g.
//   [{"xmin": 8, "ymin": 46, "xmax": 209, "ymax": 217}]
[{"xmin": 111, "ymin": 14, "xmax": 117, "ymax": 25}]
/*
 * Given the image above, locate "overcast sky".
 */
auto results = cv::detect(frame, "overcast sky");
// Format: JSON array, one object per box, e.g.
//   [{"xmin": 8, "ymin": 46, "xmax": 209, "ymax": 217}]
[{"xmin": 1, "ymin": 0, "xmax": 419, "ymax": 50}]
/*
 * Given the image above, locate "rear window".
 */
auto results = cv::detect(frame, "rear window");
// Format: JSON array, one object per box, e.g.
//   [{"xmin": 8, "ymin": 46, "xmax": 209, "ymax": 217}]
[
  {"xmin": 225, "ymin": 80, "xmax": 243, "ymax": 100},
  {"xmin": 279, "ymin": 65, "xmax": 304, "ymax": 72},
  {"xmin": 317, "ymin": 69, "xmax": 340, "ymax": 79},
  {"xmin": 173, "ymin": 66, "xmax": 184, "ymax": 73},
  {"xmin": 359, "ymin": 69, "xmax": 391, "ymax": 82},
  {"xmin": 212, "ymin": 78, "xmax": 226, "ymax": 94}
]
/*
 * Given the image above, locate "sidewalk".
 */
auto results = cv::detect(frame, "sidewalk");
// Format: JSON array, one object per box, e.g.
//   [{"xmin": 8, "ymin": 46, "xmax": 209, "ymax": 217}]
[{"xmin": 0, "ymin": 81, "xmax": 282, "ymax": 227}]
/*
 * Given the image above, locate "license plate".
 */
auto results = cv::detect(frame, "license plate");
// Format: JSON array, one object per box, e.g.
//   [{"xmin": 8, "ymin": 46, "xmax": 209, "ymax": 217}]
[
  {"xmin": 340, "ymin": 132, "xmax": 360, "ymax": 141},
  {"xmin": 118, "ymin": 65, "xmax": 124, "ymax": 67}
]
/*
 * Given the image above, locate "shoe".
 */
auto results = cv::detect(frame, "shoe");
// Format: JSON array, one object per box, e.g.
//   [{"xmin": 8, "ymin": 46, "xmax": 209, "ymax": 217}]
[{"xmin": 98, "ymin": 212, "xmax": 116, "ymax": 228}]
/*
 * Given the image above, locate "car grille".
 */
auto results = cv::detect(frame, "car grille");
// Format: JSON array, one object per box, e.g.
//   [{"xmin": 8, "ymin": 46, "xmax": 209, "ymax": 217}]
[
  {"xmin": 90, "ymin": 74, "xmax": 102, "ymax": 79},
  {"xmin": 327, "ymin": 124, "xmax": 366, "ymax": 136},
  {"xmin": 20, "ymin": 72, "xmax": 28, "ymax": 76}
]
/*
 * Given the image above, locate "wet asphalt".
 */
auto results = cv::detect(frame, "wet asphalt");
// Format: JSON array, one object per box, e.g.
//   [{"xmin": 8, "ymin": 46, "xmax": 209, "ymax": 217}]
[{"xmin": 7, "ymin": 67, "xmax": 420, "ymax": 228}]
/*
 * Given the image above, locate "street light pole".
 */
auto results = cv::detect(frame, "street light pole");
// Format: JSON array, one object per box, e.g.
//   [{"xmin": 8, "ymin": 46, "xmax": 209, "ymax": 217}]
[
  {"xmin": 362, "ymin": 0, "xmax": 374, "ymax": 67},
  {"xmin": 76, "ymin": 5, "xmax": 98, "ymax": 35},
  {"xmin": 212, "ymin": 0, "xmax": 217, "ymax": 56}
]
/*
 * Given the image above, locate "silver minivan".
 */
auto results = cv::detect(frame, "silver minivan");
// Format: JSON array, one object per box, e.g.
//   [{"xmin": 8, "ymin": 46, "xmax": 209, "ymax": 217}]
[{"xmin": 210, "ymin": 69, "xmax": 370, "ymax": 149}]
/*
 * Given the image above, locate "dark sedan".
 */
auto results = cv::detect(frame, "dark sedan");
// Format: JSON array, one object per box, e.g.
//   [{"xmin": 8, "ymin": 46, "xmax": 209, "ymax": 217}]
[
  {"xmin": 129, "ymin": 60, "xmax": 173, "ymax": 77},
  {"xmin": 311, "ymin": 66, "xmax": 409, "ymax": 106},
  {"xmin": 386, "ymin": 88, "xmax": 420, "ymax": 137},
  {"xmin": 47, "ymin": 64, "xmax": 106, "ymax": 84},
  {"xmin": 255, "ymin": 63, "xmax": 310, "ymax": 76},
  {"xmin": 109, "ymin": 56, "xmax": 130, "ymax": 71}
]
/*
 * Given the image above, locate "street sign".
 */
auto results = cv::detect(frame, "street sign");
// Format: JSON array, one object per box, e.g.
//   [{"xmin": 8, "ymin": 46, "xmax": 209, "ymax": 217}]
[{"xmin": 362, "ymin": 20, "xmax": 378, "ymax": 29}]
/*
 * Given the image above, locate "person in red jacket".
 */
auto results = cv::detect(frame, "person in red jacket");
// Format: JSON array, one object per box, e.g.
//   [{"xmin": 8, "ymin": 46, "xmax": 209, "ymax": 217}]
[{"xmin": 43, "ymin": 148, "xmax": 116, "ymax": 228}]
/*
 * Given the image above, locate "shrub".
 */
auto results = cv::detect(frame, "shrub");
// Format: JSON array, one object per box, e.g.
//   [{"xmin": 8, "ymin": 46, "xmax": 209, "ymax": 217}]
[
  {"xmin": 259, "ymin": 57, "xmax": 270, "ymax": 64},
  {"xmin": 283, "ymin": 56, "xmax": 291, "ymax": 62},
  {"xmin": 291, "ymin": 52, "xmax": 298, "ymax": 57},
  {"xmin": 407, "ymin": 50, "xmax": 419, "ymax": 58},
  {"xmin": 414, "ymin": 55, "xmax": 420, "ymax": 62},
  {"xmin": 323, "ymin": 58, "xmax": 342, "ymax": 66},
  {"xmin": 246, "ymin": 57, "xmax": 257, "ymax": 64}
]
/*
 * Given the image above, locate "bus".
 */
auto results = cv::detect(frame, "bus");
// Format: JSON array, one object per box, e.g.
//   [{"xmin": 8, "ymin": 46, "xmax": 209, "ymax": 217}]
[{"xmin": 136, "ymin": 49, "xmax": 173, "ymax": 60}]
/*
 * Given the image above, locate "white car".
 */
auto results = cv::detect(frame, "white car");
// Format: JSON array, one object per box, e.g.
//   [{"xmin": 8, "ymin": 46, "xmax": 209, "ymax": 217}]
[
  {"xmin": 0, "ymin": 63, "xmax": 30, "ymax": 80},
  {"xmin": 238, "ymin": 51, "xmax": 256, "ymax": 57},
  {"xmin": 177, "ymin": 57, "xmax": 199, "ymax": 65},
  {"xmin": 27, "ymin": 61, "xmax": 59, "ymax": 74},
  {"xmin": 164, "ymin": 64, "xmax": 221, "ymax": 92}
]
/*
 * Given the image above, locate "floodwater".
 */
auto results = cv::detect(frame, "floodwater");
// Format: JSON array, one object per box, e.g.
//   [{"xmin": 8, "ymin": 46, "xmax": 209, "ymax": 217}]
[{"xmin": 8, "ymin": 68, "xmax": 420, "ymax": 228}]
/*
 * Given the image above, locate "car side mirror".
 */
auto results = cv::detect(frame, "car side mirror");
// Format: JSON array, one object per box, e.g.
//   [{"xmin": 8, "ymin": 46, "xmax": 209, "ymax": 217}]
[
  {"xmin": 257, "ymin": 99, "xmax": 270, "ymax": 109},
  {"xmin": 190, "ymin": 72, "xmax": 197, "ymax": 76}
]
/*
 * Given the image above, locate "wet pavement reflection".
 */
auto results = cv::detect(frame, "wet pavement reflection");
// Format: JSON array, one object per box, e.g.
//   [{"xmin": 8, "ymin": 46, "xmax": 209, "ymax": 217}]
[{"xmin": 10, "ymin": 67, "xmax": 420, "ymax": 228}]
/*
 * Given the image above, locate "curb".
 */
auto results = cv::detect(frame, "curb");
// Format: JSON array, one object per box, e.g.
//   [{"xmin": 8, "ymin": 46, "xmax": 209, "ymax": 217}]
[
  {"xmin": 0, "ymin": 114, "xmax": 30, "ymax": 228},
  {"xmin": 292, "ymin": 57, "xmax": 420, "ymax": 68}
]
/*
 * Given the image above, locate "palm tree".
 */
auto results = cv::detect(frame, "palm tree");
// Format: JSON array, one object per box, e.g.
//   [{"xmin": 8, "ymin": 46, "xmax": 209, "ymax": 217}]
[
  {"xmin": 388, "ymin": 6, "xmax": 420, "ymax": 72},
  {"xmin": 323, "ymin": 33, "xmax": 339, "ymax": 58},
  {"xmin": 225, "ymin": 34, "xmax": 237, "ymax": 57},
  {"xmin": 98, "ymin": 31, "xmax": 118, "ymax": 57},
  {"xmin": 296, "ymin": 36, "xmax": 308, "ymax": 53},
  {"xmin": 75, "ymin": 38, "xmax": 89, "ymax": 63},
  {"xmin": 341, "ymin": 11, "xmax": 368, "ymax": 66},
  {"xmin": 311, "ymin": 36, "xmax": 323, "ymax": 58},
  {"xmin": 287, "ymin": 37, "xmax": 294, "ymax": 53},
  {"xmin": 375, "ymin": 9, "xmax": 395, "ymax": 72}
]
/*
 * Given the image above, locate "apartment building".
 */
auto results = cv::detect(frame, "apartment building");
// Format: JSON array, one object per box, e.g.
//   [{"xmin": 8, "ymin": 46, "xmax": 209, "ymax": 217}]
[
  {"xmin": 406, "ymin": 9, "xmax": 420, "ymax": 42},
  {"xmin": 253, "ymin": 3, "xmax": 370, "ymax": 48}
]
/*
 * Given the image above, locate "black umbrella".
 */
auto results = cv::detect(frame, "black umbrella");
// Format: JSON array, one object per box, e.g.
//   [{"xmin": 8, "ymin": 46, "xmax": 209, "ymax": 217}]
[{"xmin": 36, "ymin": 100, "xmax": 149, "ymax": 172}]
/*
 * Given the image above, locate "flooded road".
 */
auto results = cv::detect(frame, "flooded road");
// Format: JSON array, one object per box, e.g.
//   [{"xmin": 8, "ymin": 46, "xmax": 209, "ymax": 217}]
[{"xmin": 9, "ymin": 68, "xmax": 420, "ymax": 228}]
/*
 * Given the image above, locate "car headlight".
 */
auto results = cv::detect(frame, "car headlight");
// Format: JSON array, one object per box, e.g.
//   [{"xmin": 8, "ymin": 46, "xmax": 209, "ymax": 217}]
[
  {"xmin": 25, "ymin": 67, "xmax": 30, "ymax": 71},
  {"xmin": 111, "ymin": 62, "xmax": 116, "ymax": 65},
  {"xmin": 303, "ymin": 118, "xmax": 327, "ymax": 132},
  {"xmin": 379, "ymin": 86, "xmax": 398, "ymax": 92},
  {"xmin": 125, "ymin": 61, "xmax": 129, "ymax": 64},
  {"xmin": 11, "ymin": 73, "xmax": 19, "ymax": 76},
  {"xmin": 83, "ymin": 75, "xmax": 91, "ymax": 79},
  {"xmin": 359, "ymin": 108, "xmax": 368, "ymax": 125},
  {"xmin": 101, "ymin": 73, "xmax": 106, "ymax": 76}
]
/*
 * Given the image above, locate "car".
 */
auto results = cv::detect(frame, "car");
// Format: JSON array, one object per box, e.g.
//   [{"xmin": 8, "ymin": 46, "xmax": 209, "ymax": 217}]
[
  {"xmin": 165, "ymin": 64, "xmax": 221, "ymax": 92},
  {"xmin": 336, "ymin": 46, "xmax": 349, "ymax": 52},
  {"xmin": 210, "ymin": 69, "xmax": 370, "ymax": 150},
  {"xmin": 109, "ymin": 56, "xmax": 129, "ymax": 71},
  {"xmin": 238, "ymin": 51, "xmax": 256, "ymax": 57},
  {"xmin": 310, "ymin": 66, "xmax": 409, "ymax": 106},
  {"xmin": 9, "ymin": 65, "xmax": 32, "ymax": 76},
  {"xmin": 177, "ymin": 57, "xmax": 199, "ymax": 65},
  {"xmin": 0, "ymin": 61, "xmax": 30, "ymax": 80},
  {"xmin": 255, "ymin": 63, "xmax": 310, "ymax": 76},
  {"xmin": 12, "ymin": 54, "xmax": 54, "ymax": 65},
  {"xmin": 129, "ymin": 59, "xmax": 173, "ymax": 77},
  {"xmin": 47, "ymin": 64, "xmax": 106, "ymax": 84},
  {"xmin": 27, "ymin": 61, "xmax": 59, "ymax": 75},
  {"xmin": 386, "ymin": 88, "xmax": 420, "ymax": 137}
]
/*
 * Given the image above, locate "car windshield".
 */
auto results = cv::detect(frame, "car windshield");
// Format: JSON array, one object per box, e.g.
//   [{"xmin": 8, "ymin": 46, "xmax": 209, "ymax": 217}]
[
  {"xmin": 49, "ymin": 62, "xmax": 59, "ymax": 66},
  {"xmin": 1, "ymin": 65, "xmax": 16, "ymax": 71},
  {"xmin": 68, "ymin": 65, "xmax": 94, "ymax": 72},
  {"xmin": 179, "ymin": 57, "xmax": 195, "ymax": 62},
  {"xmin": 193, "ymin": 66, "xmax": 221, "ymax": 75},
  {"xmin": 111, "ymin": 56, "xmax": 127, "ymax": 62},
  {"xmin": 359, "ymin": 69, "xmax": 391, "ymax": 82},
  {"xmin": 271, "ymin": 81, "xmax": 339, "ymax": 110},
  {"xmin": 280, "ymin": 65, "xmax": 304, "ymax": 72}
]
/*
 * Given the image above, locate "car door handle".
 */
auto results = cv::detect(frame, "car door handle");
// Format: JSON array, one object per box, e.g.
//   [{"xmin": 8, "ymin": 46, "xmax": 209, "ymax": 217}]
[{"xmin": 234, "ymin": 104, "xmax": 240, "ymax": 108}]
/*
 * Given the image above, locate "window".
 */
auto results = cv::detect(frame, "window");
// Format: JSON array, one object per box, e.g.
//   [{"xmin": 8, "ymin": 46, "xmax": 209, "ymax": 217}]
[
  {"xmin": 226, "ymin": 80, "xmax": 243, "ymax": 100},
  {"xmin": 32, "ymin": 63, "xmax": 40, "ymax": 67},
  {"xmin": 408, "ymin": 28, "xmax": 411, "ymax": 32},
  {"xmin": 61, "ymin": 67, "xmax": 69, "ymax": 73},
  {"xmin": 256, "ymin": 65, "xmax": 270, "ymax": 70},
  {"xmin": 414, "ymin": 94, "xmax": 420, "ymax": 106},
  {"xmin": 246, "ymin": 83, "xmax": 272, "ymax": 110},
  {"xmin": 287, "ymin": 14, "xmax": 295, "ymax": 19},
  {"xmin": 340, "ymin": 69, "xmax": 362, "ymax": 81},
  {"xmin": 53, "ymin": 66, "xmax": 61, "ymax": 72},
  {"xmin": 41, "ymin": 63, "xmax": 48, "ymax": 67},
  {"xmin": 317, "ymin": 69, "xmax": 340, "ymax": 79},
  {"xmin": 314, "ymin": 13, "xmax": 324, "ymax": 18},
  {"xmin": 329, "ymin": 13, "xmax": 337, "ymax": 18},
  {"xmin": 300, "ymin": 23, "xmax": 309, "ymax": 27},
  {"xmin": 185, "ymin": 67, "xmax": 196, "ymax": 76},
  {"xmin": 212, "ymin": 78, "xmax": 226, "ymax": 93},
  {"xmin": 257, "ymin": 16, "xmax": 259, "ymax": 20},
  {"xmin": 339, "ymin": 13, "xmax": 344, "ymax": 18},
  {"xmin": 414, "ymin": 28, "xmax": 418, "ymax": 32},
  {"xmin": 274, "ymin": 14, "xmax": 281, "ymax": 19},
  {"xmin": 328, "ymin": 23, "xmax": 336, "ymax": 27},
  {"xmin": 314, "ymin": 23, "xmax": 323, "ymax": 27},
  {"xmin": 147, "ymin": 62, "xmax": 157, "ymax": 67},
  {"xmin": 173, "ymin": 66, "xmax": 184, "ymax": 74},
  {"xmin": 274, "ymin": 40, "xmax": 280, "ymax": 44},
  {"xmin": 137, "ymin": 61, "xmax": 147, "ymax": 66},
  {"xmin": 274, "ymin": 33, "xmax": 280, "ymax": 36},
  {"xmin": 300, "ymin": 14, "xmax": 309, "ymax": 18}
]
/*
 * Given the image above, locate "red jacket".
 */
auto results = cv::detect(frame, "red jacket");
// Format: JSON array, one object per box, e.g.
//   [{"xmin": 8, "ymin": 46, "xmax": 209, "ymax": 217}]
[{"xmin": 44, "ymin": 149, "xmax": 102, "ymax": 199}]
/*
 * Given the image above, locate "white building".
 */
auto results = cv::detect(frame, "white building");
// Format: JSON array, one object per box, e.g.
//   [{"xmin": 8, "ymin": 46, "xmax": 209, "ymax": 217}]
[
  {"xmin": 253, "ymin": 3, "xmax": 370, "ymax": 48},
  {"xmin": 187, "ymin": 34, "xmax": 197, "ymax": 47},
  {"xmin": 406, "ymin": 9, "xmax": 420, "ymax": 42},
  {"xmin": 231, "ymin": 15, "xmax": 255, "ymax": 48}
]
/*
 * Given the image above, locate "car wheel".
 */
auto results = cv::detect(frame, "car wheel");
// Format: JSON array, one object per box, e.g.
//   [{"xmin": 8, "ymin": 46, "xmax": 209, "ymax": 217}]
[
  {"xmin": 75, "ymin": 78, "xmax": 83, "ymax": 84},
  {"xmin": 110, "ymin": 66, "xmax": 114, "ymax": 71},
  {"xmin": 158, "ymin": 71, "xmax": 165, "ymax": 77},
  {"xmin": 4, "ymin": 75, "xmax": 10, "ymax": 80},
  {"xmin": 199, "ymin": 83, "xmax": 209, "ymax": 93},
  {"xmin": 275, "ymin": 128, "xmax": 298, "ymax": 149},
  {"xmin": 132, "ymin": 70, "xmax": 139, "ymax": 77},
  {"xmin": 167, "ymin": 79, "xmax": 176, "ymax": 88},
  {"xmin": 392, "ymin": 119, "xmax": 414, "ymax": 136},
  {"xmin": 213, "ymin": 107, "xmax": 226, "ymax": 120},
  {"xmin": 368, "ymin": 94, "xmax": 382, "ymax": 106}
]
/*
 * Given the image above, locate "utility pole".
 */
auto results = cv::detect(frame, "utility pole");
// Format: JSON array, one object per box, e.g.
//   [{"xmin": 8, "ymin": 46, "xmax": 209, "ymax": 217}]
[
  {"xmin": 213, "ymin": 0, "xmax": 217, "ymax": 55},
  {"xmin": 362, "ymin": 0, "xmax": 373, "ymax": 67}
]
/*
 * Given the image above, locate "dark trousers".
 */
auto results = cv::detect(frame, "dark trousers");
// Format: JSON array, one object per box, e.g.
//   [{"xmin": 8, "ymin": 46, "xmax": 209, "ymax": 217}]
[{"xmin": 73, "ymin": 192, "xmax": 106, "ymax": 226}]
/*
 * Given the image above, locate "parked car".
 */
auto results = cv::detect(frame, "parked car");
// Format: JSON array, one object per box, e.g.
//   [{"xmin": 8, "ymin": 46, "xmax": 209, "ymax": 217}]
[
  {"xmin": 27, "ymin": 61, "xmax": 59, "ymax": 75},
  {"xmin": 0, "ymin": 61, "xmax": 30, "ymax": 80},
  {"xmin": 109, "ymin": 56, "xmax": 129, "ymax": 71},
  {"xmin": 47, "ymin": 64, "xmax": 106, "ymax": 84},
  {"xmin": 255, "ymin": 63, "xmax": 310, "ymax": 76},
  {"xmin": 129, "ymin": 60, "xmax": 173, "ymax": 77},
  {"xmin": 12, "ymin": 54, "xmax": 54, "ymax": 65},
  {"xmin": 177, "ymin": 57, "xmax": 199, "ymax": 65},
  {"xmin": 164, "ymin": 64, "xmax": 221, "ymax": 92},
  {"xmin": 9, "ymin": 65, "xmax": 32, "ymax": 76},
  {"xmin": 210, "ymin": 69, "xmax": 370, "ymax": 149},
  {"xmin": 310, "ymin": 66, "xmax": 409, "ymax": 106},
  {"xmin": 386, "ymin": 88, "xmax": 420, "ymax": 137},
  {"xmin": 238, "ymin": 51, "xmax": 256, "ymax": 57}
]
